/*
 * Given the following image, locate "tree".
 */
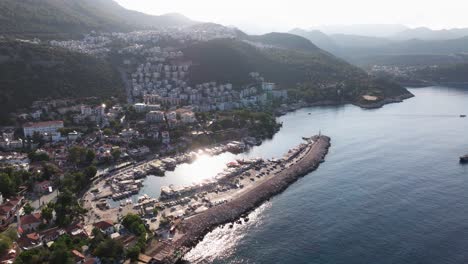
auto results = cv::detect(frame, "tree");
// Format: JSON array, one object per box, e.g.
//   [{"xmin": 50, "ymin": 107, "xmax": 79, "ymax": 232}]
[
  {"xmin": 84, "ymin": 166, "xmax": 97, "ymax": 179},
  {"xmin": 14, "ymin": 248, "xmax": 48, "ymax": 264},
  {"xmin": 111, "ymin": 148, "xmax": 121, "ymax": 162},
  {"xmin": 41, "ymin": 163, "xmax": 59, "ymax": 180},
  {"xmin": 68, "ymin": 146, "xmax": 85, "ymax": 164},
  {"xmin": 126, "ymin": 246, "xmax": 140, "ymax": 261},
  {"xmin": 85, "ymin": 149, "xmax": 95, "ymax": 165},
  {"xmin": 49, "ymin": 242, "xmax": 73, "ymax": 264},
  {"xmin": 41, "ymin": 206, "xmax": 53, "ymax": 223},
  {"xmin": 102, "ymin": 128, "xmax": 113, "ymax": 136},
  {"xmin": 0, "ymin": 172, "xmax": 16, "ymax": 197},
  {"xmin": 23, "ymin": 203, "xmax": 34, "ymax": 215},
  {"xmin": 54, "ymin": 190, "xmax": 85, "ymax": 227},
  {"xmin": 28, "ymin": 151, "xmax": 50, "ymax": 162},
  {"xmin": 0, "ymin": 235, "xmax": 12, "ymax": 256},
  {"xmin": 93, "ymin": 238, "xmax": 123, "ymax": 263},
  {"xmin": 122, "ymin": 214, "xmax": 146, "ymax": 236}
]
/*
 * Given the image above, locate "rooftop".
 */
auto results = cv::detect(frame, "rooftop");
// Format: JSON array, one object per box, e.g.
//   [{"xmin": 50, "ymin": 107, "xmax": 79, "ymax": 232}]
[{"xmin": 23, "ymin": 121, "xmax": 64, "ymax": 128}]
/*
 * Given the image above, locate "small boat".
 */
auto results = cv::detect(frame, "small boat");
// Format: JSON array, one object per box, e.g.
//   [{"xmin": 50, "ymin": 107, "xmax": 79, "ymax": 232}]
[
  {"xmin": 308, "ymin": 113, "xmax": 311, "ymax": 115},
  {"xmin": 460, "ymin": 115, "xmax": 466, "ymax": 118},
  {"xmin": 460, "ymin": 154, "xmax": 468, "ymax": 163}
]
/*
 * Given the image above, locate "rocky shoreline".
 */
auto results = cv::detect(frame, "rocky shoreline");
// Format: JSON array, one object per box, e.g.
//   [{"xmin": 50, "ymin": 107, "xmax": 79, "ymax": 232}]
[
  {"xmin": 147, "ymin": 135, "xmax": 331, "ymax": 263},
  {"xmin": 353, "ymin": 93, "xmax": 415, "ymax": 109},
  {"xmin": 276, "ymin": 92, "xmax": 415, "ymax": 116}
]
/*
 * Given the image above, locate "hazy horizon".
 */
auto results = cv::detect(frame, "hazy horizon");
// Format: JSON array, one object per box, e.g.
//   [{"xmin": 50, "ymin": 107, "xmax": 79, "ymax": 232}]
[{"xmin": 115, "ymin": 0, "xmax": 468, "ymax": 34}]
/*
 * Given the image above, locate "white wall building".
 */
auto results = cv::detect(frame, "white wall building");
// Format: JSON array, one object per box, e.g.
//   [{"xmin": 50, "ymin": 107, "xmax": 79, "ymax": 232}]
[
  {"xmin": 146, "ymin": 111, "xmax": 165, "ymax": 123},
  {"xmin": 23, "ymin": 121, "xmax": 64, "ymax": 138}
]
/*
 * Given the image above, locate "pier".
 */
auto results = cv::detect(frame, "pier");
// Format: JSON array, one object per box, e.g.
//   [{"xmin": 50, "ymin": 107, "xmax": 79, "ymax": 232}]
[{"xmin": 146, "ymin": 135, "xmax": 331, "ymax": 263}]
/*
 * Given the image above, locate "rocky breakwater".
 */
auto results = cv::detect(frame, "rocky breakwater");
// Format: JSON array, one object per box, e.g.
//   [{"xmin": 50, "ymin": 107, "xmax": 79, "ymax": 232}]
[{"xmin": 149, "ymin": 135, "xmax": 331, "ymax": 263}]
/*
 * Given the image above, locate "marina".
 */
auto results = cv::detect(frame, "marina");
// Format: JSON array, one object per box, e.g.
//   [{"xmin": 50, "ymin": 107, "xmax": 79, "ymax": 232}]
[{"xmin": 146, "ymin": 135, "xmax": 331, "ymax": 263}]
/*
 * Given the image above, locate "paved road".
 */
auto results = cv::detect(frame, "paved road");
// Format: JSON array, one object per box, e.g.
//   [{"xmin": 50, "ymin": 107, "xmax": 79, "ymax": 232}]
[{"xmin": 29, "ymin": 190, "xmax": 58, "ymax": 210}]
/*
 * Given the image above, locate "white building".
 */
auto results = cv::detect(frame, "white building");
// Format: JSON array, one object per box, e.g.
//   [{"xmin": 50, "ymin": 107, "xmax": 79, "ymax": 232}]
[
  {"xmin": 165, "ymin": 111, "xmax": 177, "ymax": 122},
  {"xmin": 23, "ymin": 121, "xmax": 64, "ymax": 138},
  {"xmin": 161, "ymin": 131, "xmax": 170, "ymax": 144},
  {"xmin": 146, "ymin": 111, "xmax": 165, "ymax": 123},
  {"xmin": 262, "ymin": 82, "xmax": 276, "ymax": 91},
  {"xmin": 181, "ymin": 112, "xmax": 196, "ymax": 124},
  {"xmin": 134, "ymin": 103, "xmax": 147, "ymax": 113}
]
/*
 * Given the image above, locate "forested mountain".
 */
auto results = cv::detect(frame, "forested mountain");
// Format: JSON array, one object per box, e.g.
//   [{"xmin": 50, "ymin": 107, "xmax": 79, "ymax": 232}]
[
  {"xmin": 0, "ymin": 39, "xmax": 124, "ymax": 122},
  {"xmin": 246, "ymin": 32, "xmax": 321, "ymax": 52},
  {"xmin": 0, "ymin": 0, "xmax": 412, "ymax": 121},
  {"xmin": 184, "ymin": 38, "xmax": 411, "ymax": 105},
  {"xmin": 412, "ymin": 63, "xmax": 468, "ymax": 83},
  {"xmin": 0, "ymin": 0, "xmax": 195, "ymax": 38}
]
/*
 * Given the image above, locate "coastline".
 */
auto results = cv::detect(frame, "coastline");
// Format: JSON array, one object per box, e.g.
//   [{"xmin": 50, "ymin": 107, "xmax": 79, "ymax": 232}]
[
  {"xmin": 276, "ymin": 92, "xmax": 415, "ymax": 116},
  {"xmin": 147, "ymin": 135, "xmax": 331, "ymax": 263},
  {"xmin": 352, "ymin": 93, "xmax": 415, "ymax": 109}
]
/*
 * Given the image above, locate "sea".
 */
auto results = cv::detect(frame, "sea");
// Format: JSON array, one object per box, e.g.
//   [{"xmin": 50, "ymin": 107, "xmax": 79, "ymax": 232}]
[{"xmin": 141, "ymin": 86, "xmax": 468, "ymax": 264}]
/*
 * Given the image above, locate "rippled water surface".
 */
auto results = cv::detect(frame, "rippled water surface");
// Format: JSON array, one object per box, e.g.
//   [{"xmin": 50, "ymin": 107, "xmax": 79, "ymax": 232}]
[{"xmin": 145, "ymin": 86, "xmax": 468, "ymax": 264}]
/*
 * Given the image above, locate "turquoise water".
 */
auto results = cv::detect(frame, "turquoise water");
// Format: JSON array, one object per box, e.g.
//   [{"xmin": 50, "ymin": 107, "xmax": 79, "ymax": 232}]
[{"xmin": 175, "ymin": 86, "xmax": 468, "ymax": 264}]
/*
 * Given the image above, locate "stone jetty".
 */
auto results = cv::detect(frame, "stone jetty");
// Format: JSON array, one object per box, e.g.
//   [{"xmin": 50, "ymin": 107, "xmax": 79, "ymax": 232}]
[{"xmin": 147, "ymin": 135, "xmax": 331, "ymax": 263}]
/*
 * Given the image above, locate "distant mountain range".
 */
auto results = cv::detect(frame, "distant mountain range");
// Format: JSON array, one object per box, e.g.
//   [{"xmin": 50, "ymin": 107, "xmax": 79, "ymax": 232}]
[
  {"xmin": 392, "ymin": 27, "xmax": 468, "ymax": 41},
  {"xmin": 0, "ymin": 0, "xmax": 196, "ymax": 37},
  {"xmin": 289, "ymin": 27, "xmax": 468, "ymax": 67},
  {"xmin": 308, "ymin": 24, "xmax": 468, "ymax": 41},
  {"xmin": 311, "ymin": 24, "xmax": 409, "ymax": 38}
]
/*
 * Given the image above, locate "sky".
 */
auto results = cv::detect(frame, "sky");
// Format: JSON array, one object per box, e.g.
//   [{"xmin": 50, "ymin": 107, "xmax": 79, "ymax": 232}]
[{"xmin": 115, "ymin": 0, "xmax": 468, "ymax": 34}]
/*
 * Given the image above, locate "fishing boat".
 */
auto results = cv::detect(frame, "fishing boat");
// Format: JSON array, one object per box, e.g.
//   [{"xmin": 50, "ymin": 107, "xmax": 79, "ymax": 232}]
[
  {"xmin": 460, "ymin": 115, "xmax": 466, "ymax": 118},
  {"xmin": 460, "ymin": 154, "xmax": 468, "ymax": 163}
]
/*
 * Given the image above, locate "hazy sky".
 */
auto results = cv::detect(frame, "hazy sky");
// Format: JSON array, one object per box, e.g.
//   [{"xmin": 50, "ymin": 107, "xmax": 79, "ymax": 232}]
[{"xmin": 116, "ymin": 0, "xmax": 468, "ymax": 34}]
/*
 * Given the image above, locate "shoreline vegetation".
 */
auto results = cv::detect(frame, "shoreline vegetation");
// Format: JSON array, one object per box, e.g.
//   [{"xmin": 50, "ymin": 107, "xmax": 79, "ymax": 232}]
[{"xmin": 146, "ymin": 135, "xmax": 331, "ymax": 263}]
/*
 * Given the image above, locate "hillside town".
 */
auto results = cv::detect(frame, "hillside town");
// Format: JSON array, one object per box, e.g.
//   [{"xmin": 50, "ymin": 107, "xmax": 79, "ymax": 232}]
[{"xmin": 0, "ymin": 25, "xmax": 290, "ymax": 264}]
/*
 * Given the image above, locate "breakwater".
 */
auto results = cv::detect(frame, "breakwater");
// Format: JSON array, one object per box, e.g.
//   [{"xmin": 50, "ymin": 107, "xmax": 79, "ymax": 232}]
[{"xmin": 148, "ymin": 135, "xmax": 331, "ymax": 263}]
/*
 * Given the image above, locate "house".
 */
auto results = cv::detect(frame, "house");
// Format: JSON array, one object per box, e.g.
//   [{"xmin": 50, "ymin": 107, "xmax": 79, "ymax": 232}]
[
  {"xmin": 23, "ymin": 121, "xmax": 64, "ymax": 138},
  {"xmin": 66, "ymin": 223, "xmax": 89, "ymax": 239},
  {"xmin": 68, "ymin": 131, "xmax": 81, "ymax": 141},
  {"xmin": 0, "ymin": 196, "xmax": 24, "ymax": 229},
  {"xmin": 72, "ymin": 250, "xmax": 86, "ymax": 264},
  {"xmin": 161, "ymin": 131, "xmax": 170, "ymax": 144},
  {"xmin": 134, "ymin": 103, "xmax": 147, "ymax": 113},
  {"xmin": 20, "ymin": 213, "xmax": 42, "ymax": 233},
  {"xmin": 34, "ymin": 180, "xmax": 52, "ymax": 194},
  {"xmin": 93, "ymin": 220, "xmax": 115, "ymax": 235},
  {"xmin": 165, "ymin": 111, "xmax": 177, "ymax": 122},
  {"xmin": 114, "ymin": 234, "xmax": 137, "ymax": 249},
  {"xmin": 180, "ymin": 112, "xmax": 196, "ymax": 124},
  {"xmin": 137, "ymin": 253, "xmax": 155, "ymax": 264},
  {"xmin": 146, "ymin": 111, "xmax": 165, "ymax": 123},
  {"xmin": 38, "ymin": 227, "xmax": 66, "ymax": 243},
  {"xmin": 17, "ymin": 232, "xmax": 41, "ymax": 250}
]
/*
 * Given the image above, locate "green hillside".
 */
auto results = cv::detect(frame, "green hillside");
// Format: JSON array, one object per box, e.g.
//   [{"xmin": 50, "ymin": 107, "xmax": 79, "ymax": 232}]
[
  {"xmin": 0, "ymin": 0, "xmax": 195, "ymax": 38},
  {"xmin": 412, "ymin": 63, "xmax": 468, "ymax": 83},
  {"xmin": 184, "ymin": 38, "xmax": 411, "ymax": 104},
  {"xmin": 0, "ymin": 39, "xmax": 124, "ymax": 123}
]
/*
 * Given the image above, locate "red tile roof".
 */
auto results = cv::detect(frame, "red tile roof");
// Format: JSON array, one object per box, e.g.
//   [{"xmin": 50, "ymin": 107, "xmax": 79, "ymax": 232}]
[
  {"xmin": 20, "ymin": 213, "xmax": 42, "ymax": 225},
  {"xmin": 93, "ymin": 220, "xmax": 114, "ymax": 230}
]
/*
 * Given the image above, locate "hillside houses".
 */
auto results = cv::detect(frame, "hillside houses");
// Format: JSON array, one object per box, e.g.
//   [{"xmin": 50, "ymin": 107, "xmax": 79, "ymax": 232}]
[{"xmin": 0, "ymin": 196, "xmax": 24, "ymax": 230}]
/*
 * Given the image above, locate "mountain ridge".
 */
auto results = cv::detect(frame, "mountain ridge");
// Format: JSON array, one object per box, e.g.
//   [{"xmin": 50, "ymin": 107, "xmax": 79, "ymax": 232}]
[{"xmin": 0, "ymin": 0, "xmax": 196, "ymax": 38}]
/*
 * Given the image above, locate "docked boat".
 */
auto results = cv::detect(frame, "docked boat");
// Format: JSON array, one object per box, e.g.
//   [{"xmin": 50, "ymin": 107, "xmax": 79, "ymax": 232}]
[{"xmin": 460, "ymin": 154, "xmax": 468, "ymax": 163}]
